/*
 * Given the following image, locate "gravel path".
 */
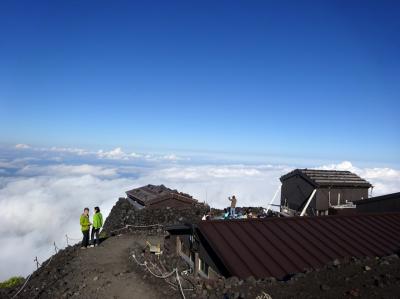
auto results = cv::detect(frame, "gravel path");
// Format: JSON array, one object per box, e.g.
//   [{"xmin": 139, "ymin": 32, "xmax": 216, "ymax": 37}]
[{"xmin": 2, "ymin": 233, "xmax": 178, "ymax": 299}]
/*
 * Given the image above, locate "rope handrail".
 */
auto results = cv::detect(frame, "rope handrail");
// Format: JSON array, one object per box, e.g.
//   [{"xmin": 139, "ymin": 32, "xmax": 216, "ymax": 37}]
[
  {"xmin": 10, "ymin": 274, "xmax": 32, "ymax": 299},
  {"xmin": 11, "ymin": 241, "xmax": 59, "ymax": 298},
  {"xmin": 109, "ymin": 223, "xmax": 163, "ymax": 235},
  {"xmin": 131, "ymin": 254, "xmax": 192, "ymax": 298},
  {"xmin": 10, "ymin": 226, "xmax": 169, "ymax": 298},
  {"xmin": 175, "ymin": 270, "xmax": 186, "ymax": 299}
]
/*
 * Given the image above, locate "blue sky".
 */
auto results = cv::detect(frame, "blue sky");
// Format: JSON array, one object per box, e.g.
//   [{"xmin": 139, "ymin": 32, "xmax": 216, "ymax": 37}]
[{"xmin": 1, "ymin": 0, "xmax": 399, "ymax": 165}]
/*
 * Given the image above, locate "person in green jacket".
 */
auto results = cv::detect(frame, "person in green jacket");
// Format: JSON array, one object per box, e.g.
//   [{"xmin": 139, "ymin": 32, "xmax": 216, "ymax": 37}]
[
  {"xmin": 80, "ymin": 208, "xmax": 91, "ymax": 249},
  {"xmin": 90, "ymin": 206, "xmax": 103, "ymax": 247}
]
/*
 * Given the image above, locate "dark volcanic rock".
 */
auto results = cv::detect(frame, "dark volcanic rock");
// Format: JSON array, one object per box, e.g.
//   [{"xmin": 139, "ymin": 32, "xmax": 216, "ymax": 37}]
[{"xmin": 102, "ymin": 198, "xmax": 209, "ymax": 235}]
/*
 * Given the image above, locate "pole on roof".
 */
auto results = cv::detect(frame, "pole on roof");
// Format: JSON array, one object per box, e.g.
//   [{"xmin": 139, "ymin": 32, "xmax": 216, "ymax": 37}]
[
  {"xmin": 266, "ymin": 185, "xmax": 281, "ymax": 214},
  {"xmin": 300, "ymin": 189, "xmax": 317, "ymax": 216}
]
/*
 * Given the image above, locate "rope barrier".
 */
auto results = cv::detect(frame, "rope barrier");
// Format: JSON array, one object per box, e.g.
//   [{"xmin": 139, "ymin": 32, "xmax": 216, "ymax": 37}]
[
  {"xmin": 110, "ymin": 224, "xmax": 163, "ymax": 235},
  {"xmin": 131, "ymin": 254, "xmax": 191, "ymax": 298},
  {"xmin": 10, "ymin": 274, "xmax": 32, "ymax": 299},
  {"xmin": 12, "ymin": 243, "xmax": 57, "ymax": 298},
  {"xmin": 132, "ymin": 254, "xmax": 176, "ymax": 278},
  {"xmin": 148, "ymin": 261, "xmax": 180, "ymax": 291},
  {"xmin": 11, "ymin": 239, "xmax": 65, "ymax": 298},
  {"xmin": 65, "ymin": 234, "xmax": 82, "ymax": 247},
  {"xmin": 34, "ymin": 256, "xmax": 42, "ymax": 269},
  {"xmin": 53, "ymin": 241, "xmax": 59, "ymax": 254},
  {"xmin": 11, "ymin": 226, "xmax": 165, "ymax": 298},
  {"xmin": 145, "ymin": 263, "xmax": 177, "ymax": 279},
  {"xmin": 175, "ymin": 269, "xmax": 186, "ymax": 299}
]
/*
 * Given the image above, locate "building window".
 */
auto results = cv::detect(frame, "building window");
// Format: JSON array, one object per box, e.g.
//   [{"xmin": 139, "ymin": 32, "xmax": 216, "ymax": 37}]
[{"xmin": 199, "ymin": 258, "xmax": 209, "ymax": 277}]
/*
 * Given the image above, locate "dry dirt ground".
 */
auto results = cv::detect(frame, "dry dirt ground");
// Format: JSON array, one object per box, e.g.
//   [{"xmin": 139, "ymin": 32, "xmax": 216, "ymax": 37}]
[{"xmin": 2, "ymin": 233, "xmax": 180, "ymax": 299}]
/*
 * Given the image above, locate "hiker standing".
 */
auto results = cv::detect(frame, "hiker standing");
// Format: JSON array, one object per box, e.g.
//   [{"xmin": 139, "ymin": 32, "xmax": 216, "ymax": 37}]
[
  {"xmin": 228, "ymin": 195, "xmax": 237, "ymax": 217},
  {"xmin": 80, "ymin": 208, "xmax": 91, "ymax": 249},
  {"xmin": 91, "ymin": 206, "xmax": 103, "ymax": 247}
]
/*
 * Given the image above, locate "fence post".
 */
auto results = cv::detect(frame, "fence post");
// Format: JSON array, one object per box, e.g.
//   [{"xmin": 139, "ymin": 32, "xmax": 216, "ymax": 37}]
[{"xmin": 34, "ymin": 256, "xmax": 40, "ymax": 269}]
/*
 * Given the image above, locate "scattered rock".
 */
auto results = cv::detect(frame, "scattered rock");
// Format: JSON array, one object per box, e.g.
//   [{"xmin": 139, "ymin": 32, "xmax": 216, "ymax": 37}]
[
  {"xmin": 347, "ymin": 288, "xmax": 360, "ymax": 297},
  {"xmin": 333, "ymin": 259, "xmax": 341, "ymax": 267},
  {"xmin": 320, "ymin": 284, "xmax": 330, "ymax": 291}
]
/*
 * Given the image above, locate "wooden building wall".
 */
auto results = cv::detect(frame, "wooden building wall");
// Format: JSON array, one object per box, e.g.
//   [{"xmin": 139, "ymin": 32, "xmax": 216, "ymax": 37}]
[
  {"xmin": 280, "ymin": 175, "xmax": 316, "ymax": 211},
  {"xmin": 281, "ymin": 175, "xmax": 370, "ymax": 213},
  {"xmin": 315, "ymin": 188, "xmax": 369, "ymax": 210}
]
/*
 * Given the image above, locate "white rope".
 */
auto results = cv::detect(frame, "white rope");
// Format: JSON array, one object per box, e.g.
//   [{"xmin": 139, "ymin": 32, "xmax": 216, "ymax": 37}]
[
  {"xmin": 110, "ymin": 224, "xmax": 163, "ymax": 234},
  {"xmin": 131, "ymin": 254, "xmax": 147, "ymax": 266},
  {"xmin": 175, "ymin": 270, "xmax": 186, "ymax": 299},
  {"xmin": 66, "ymin": 234, "xmax": 82, "ymax": 241},
  {"xmin": 150, "ymin": 261, "xmax": 194, "ymax": 292},
  {"xmin": 11, "ymin": 241, "xmax": 58, "ymax": 298},
  {"xmin": 131, "ymin": 254, "xmax": 193, "ymax": 295},
  {"xmin": 11, "ymin": 274, "xmax": 32, "ymax": 299},
  {"xmin": 144, "ymin": 264, "xmax": 176, "ymax": 279},
  {"xmin": 43, "ymin": 255, "xmax": 54, "ymax": 267},
  {"xmin": 54, "ymin": 241, "xmax": 59, "ymax": 254}
]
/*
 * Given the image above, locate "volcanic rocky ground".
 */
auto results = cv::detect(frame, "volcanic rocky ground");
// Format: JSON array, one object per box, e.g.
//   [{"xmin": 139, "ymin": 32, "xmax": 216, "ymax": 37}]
[
  {"xmin": 2, "ymin": 198, "xmax": 400, "ymax": 299},
  {"xmin": 2, "ymin": 229, "xmax": 400, "ymax": 299}
]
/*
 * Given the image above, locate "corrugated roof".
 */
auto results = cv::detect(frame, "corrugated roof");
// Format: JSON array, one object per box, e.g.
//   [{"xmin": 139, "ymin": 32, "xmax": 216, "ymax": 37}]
[
  {"xmin": 126, "ymin": 184, "xmax": 195, "ymax": 207},
  {"xmin": 280, "ymin": 169, "xmax": 372, "ymax": 188},
  {"xmin": 126, "ymin": 184, "xmax": 172, "ymax": 204},
  {"xmin": 197, "ymin": 213, "xmax": 400, "ymax": 279},
  {"xmin": 147, "ymin": 193, "xmax": 197, "ymax": 207}
]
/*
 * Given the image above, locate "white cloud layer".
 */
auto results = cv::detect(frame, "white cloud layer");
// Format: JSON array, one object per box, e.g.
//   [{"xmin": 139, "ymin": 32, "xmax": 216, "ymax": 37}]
[
  {"xmin": 15, "ymin": 144, "xmax": 31, "ymax": 149},
  {"xmin": 0, "ymin": 146, "xmax": 399, "ymax": 281},
  {"xmin": 17, "ymin": 164, "xmax": 119, "ymax": 177},
  {"xmin": 15, "ymin": 144, "xmax": 185, "ymax": 162}
]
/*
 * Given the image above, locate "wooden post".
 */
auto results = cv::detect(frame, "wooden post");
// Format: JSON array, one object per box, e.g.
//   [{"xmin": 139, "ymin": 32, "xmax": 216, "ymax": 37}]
[
  {"xmin": 176, "ymin": 236, "xmax": 181, "ymax": 255},
  {"xmin": 300, "ymin": 189, "xmax": 317, "ymax": 216},
  {"xmin": 34, "ymin": 256, "xmax": 40, "ymax": 269},
  {"xmin": 194, "ymin": 252, "xmax": 199, "ymax": 276}
]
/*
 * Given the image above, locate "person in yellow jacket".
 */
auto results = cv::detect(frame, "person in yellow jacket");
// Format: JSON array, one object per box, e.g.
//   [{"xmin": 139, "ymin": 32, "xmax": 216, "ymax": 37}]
[
  {"xmin": 90, "ymin": 206, "xmax": 103, "ymax": 247},
  {"xmin": 80, "ymin": 207, "xmax": 91, "ymax": 249}
]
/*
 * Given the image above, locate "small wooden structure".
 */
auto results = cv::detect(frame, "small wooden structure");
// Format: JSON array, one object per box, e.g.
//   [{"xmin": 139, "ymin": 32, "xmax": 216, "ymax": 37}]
[
  {"xmin": 125, "ymin": 184, "xmax": 197, "ymax": 209},
  {"xmin": 280, "ymin": 169, "xmax": 372, "ymax": 216}
]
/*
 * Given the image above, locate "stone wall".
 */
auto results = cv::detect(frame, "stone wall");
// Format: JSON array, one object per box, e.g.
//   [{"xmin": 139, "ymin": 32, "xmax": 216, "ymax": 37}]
[{"xmin": 102, "ymin": 197, "xmax": 209, "ymax": 235}]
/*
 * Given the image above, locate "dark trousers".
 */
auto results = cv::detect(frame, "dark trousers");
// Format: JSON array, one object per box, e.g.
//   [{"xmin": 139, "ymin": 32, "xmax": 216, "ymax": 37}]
[
  {"xmin": 82, "ymin": 230, "xmax": 90, "ymax": 247},
  {"xmin": 91, "ymin": 228, "xmax": 100, "ymax": 245}
]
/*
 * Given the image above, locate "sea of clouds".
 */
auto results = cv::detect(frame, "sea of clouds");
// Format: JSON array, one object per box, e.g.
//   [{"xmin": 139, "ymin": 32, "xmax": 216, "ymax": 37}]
[{"xmin": 0, "ymin": 144, "xmax": 399, "ymax": 280}]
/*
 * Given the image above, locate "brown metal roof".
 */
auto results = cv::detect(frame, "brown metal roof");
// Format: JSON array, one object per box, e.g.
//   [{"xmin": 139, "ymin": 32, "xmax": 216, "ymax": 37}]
[
  {"xmin": 197, "ymin": 213, "xmax": 400, "ymax": 279},
  {"xmin": 126, "ymin": 184, "xmax": 172, "ymax": 205},
  {"xmin": 147, "ymin": 193, "xmax": 197, "ymax": 207},
  {"xmin": 280, "ymin": 169, "xmax": 372, "ymax": 188},
  {"xmin": 126, "ymin": 184, "xmax": 193, "ymax": 206}
]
